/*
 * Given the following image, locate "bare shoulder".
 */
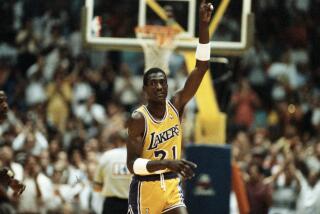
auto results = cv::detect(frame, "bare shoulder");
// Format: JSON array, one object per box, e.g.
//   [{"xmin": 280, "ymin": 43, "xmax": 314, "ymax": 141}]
[
  {"xmin": 170, "ymin": 92, "xmax": 185, "ymax": 115},
  {"xmin": 127, "ymin": 111, "xmax": 145, "ymax": 137}
]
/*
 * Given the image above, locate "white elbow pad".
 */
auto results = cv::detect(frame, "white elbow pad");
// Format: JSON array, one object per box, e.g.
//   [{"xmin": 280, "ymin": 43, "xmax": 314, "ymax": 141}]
[
  {"xmin": 133, "ymin": 158, "xmax": 151, "ymax": 175},
  {"xmin": 195, "ymin": 42, "xmax": 211, "ymax": 61}
]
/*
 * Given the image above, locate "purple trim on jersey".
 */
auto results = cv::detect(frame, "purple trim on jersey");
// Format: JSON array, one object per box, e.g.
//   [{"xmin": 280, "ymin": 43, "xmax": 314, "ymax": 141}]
[
  {"xmin": 128, "ymin": 177, "xmax": 141, "ymax": 214},
  {"xmin": 167, "ymin": 100, "xmax": 180, "ymax": 118},
  {"xmin": 178, "ymin": 180, "xmax": 185, "ymax": 204},
  {"xmin": 134, "ymin": 172, "xmax": 178, "ymax": 181},
  {"xmin": 142, "ymin": 103, "xmax": 168, "ymax": 124}
]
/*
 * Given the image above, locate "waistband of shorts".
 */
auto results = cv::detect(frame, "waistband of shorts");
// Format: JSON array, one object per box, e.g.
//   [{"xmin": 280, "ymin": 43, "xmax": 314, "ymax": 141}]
[
  {"xmin": 105, "ymin": 197, "xmax": 128, "ymax": 202},
  {"xmin": 134, "ymin": 172, "xmax": 178, "ymax": 181}
]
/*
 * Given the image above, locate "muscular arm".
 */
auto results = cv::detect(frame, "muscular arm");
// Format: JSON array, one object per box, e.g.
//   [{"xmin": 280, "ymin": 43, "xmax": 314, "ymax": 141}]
[
  {"xmin": 126, "ymin": 112, "xmax": 196, "ymax": 178},
  {"xmin": 126, "ymin": 112, "xmax": 168, "ymax": 173},
  {"xmin": 126, "ymin": 111, "xmax": 146, "ymax": 174},
  {"xmin": 171, "ymin": 1, "xmax": 213, "ymax": 113}
]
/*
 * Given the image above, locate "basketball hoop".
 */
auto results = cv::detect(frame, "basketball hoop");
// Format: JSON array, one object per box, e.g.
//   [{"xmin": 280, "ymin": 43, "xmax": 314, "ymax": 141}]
[{"xmin": 135, "ymin": 25, "xmax": 181, "ymax": 74}]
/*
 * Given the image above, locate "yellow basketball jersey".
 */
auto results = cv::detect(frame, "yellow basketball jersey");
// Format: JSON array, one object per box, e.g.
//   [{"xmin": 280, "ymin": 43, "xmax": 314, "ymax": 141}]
[{"xmin": 134, "ymin": 100, "xmax": 182, "ymax": 163}]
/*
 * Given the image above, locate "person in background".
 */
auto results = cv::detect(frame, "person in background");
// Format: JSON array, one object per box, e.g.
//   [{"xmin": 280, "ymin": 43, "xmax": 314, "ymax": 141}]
[
  {"xmin": 0, "ymin": 90, "xmax": 26, "ymax": 213},
  {"xmin": 245, "ymin": 163, "xmax": 272, "ymax": 214},
  {"xmin": 17, "ymin": 155, "xmax": 58, "ymax": 213},
  {"xmin": 94, "ymin": 131, "xmax": 132, "ymax": 214}
]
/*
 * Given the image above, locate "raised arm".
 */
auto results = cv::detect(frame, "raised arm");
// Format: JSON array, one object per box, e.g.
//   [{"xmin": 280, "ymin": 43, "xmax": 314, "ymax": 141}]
[
  {"xmin": 171, "ymin": 0, "xmax": 214, "ymax": 113},
  {"xmin": 126, "ymin": 112, "xmax": 196, "ymax": 179}
]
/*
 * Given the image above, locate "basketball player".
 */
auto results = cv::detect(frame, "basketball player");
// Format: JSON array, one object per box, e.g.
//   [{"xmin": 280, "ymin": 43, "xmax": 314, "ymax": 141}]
[
  {"xmin": 0, "ymin": 90, "xmax": 26, "ymax": 196},
  {"xmin": 126, "ymin": 1, "xmax": 213, "ymax": 213}
]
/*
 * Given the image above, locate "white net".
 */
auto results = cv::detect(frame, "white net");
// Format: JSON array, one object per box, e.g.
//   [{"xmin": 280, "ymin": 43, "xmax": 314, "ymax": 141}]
[{"xmin": 135, "ymin": 25, "xmax": 180, "ymax": 74}]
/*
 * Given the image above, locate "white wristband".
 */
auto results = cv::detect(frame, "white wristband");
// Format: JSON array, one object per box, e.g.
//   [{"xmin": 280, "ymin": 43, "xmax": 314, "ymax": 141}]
[
  {"xmin": 195, "ymin": 42, "xmax": 211, "ymax": 61},
  {"xmin": 133, "ymin": 158, "xmax": 151, "ymax": 175}
]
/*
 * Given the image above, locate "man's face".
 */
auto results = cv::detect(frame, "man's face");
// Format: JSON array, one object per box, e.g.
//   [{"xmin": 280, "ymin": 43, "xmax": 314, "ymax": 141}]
[
  {"xmin": 0, "ymin": 91, "xmax": 8, "ymax": 122},
  {"xmin": 248, "ymin": 165, "xmax": 261, "ymax": 182},
  {"xmin": 144, "ymin": 72, "xmax": 168, "ymax": 103},
  {"xmin": 0, "ymin": 146, "xmax": 13, "ymax": 162}
]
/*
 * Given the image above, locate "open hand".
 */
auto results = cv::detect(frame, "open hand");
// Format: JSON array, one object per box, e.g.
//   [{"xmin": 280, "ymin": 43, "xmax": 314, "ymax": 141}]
[{"xmin": 200, "ymin": 0, "xmax": 214, "ymax": 23}]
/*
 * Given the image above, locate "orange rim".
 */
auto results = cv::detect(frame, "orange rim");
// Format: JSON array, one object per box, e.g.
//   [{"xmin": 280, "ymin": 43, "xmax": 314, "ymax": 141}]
[{"xmin": 135, "ymin": 25, "xmax": 180, "ymax": 46}]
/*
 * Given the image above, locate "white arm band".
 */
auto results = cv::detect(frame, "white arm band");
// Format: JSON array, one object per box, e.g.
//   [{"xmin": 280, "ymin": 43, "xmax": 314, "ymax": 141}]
[
  {"xmin": 133, "ymin": 158, "xmax": 151, "ymax": 175},
  {"xmin": 195, "ymin": 42, "xmax": 211, "ymax": 61},
  {"xmin": 133, "ymin": 158, "xmax": 167, "ymax": 175}
]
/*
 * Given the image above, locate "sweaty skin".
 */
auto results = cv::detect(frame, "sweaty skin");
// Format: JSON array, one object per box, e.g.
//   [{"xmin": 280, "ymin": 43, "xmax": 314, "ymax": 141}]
[
  {"xmin": 126, "ymin": 1, "xmax": 214, "ymax": 213},
  {"xmin": 127, "ymin": 0, "xmax": 213, "ymax": 178}
]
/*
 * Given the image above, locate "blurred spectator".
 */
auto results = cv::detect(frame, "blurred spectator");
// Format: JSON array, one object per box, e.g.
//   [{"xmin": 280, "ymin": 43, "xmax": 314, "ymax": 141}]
[
  {"xmin": 89, "ymin": 63, "xmax": 116, "ymax": 105},
  {"xmin": 295, "ymin": 170, "xmax": 320, "ymax": 214},
  {"xmin": 268, "ymin": 50, "xmax": 301, "ymax": 90},
  {"xmin": 74, "ymin": 94, "xmax": 106, "ymax": 128},
  {"xmin": 245, "ymin": 163, "xmax": 272, "ymax": 214},
  {"xmin": 18, "ymin": 155, "xmax": 58, "ymax": 213},
  {"xmin": 231, "ymin": 79, "xmax": 260, "ymax": 129},
  {"xmin": 267, "ymin": 158, "xmax": 300, "ymax": 214},
  {"xmin": 101, "ymin": 100, "xmax": 127, "ymax": 144},
  {"xmin": 15, "ymin": 19, "xmax": 39, "ymax": 76},
  {"xmin": 12, "ymin": 122, "xmax": 48, "ymax": 156},
  {"xmin": 39, "ymin": 149, "xmax": 53, "ymax": 177},
  {"xmin": 0, "ymin": 145, "xmax": 24, "ymax": 213},
  {"xmin": 79, "ymin": 162, "xmax": 104, "ymax": 214},
  {"xmin": 25, "ymin": 55, "xmax": 47, "ymax": 107},
  {"xmin": 306, "ymin": 142, "xmax": 320, "ymax": 173},
  {"xmin": 46, "ymin": 69, "xmax": 72, "ymax": 132},
  {"xmin": 71, "ymin": 55, "xmax": 94, "ymax": 106},
  {"xmin": 114, "ymin": 63, "xmax": 140, "ymax": 111},
  {"xmin": 94, "ymin": 131, "xmax": 131, "ymax": 214},
  {"xmin": 0, "ymin": 145, "xmax": 23, "ymax": 181}
]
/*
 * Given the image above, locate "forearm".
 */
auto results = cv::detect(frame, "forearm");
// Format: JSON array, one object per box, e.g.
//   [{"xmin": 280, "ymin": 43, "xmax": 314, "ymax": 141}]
[
  {"xmin": 182, "ymin": 68, "xmax": 207, "ymax": 101},
  {"xmin": 172, "ymin": 2, "xmax": 212, "ymax": 109},
  {"xmin": 196, "ymin": 19, "xmax": 210, "ymax": 68},
  {"xmin": 199, "ymin": 20, "xmax": 209, "ymax": 44},
  {"xmin": 131, "ymin": 157, "xmax": 196, "ymax": 179},
  {"xmin": 196, "ymin": 1, "xmax": 212, "ymax": 69},
  {"xmin": 176, "ymin": 23, "xmax": 209, "ymax": 105},
  {"xmin": 128, "ymin": 158, "xmax": 167, "ymax": 175},
  {"xmin": 146, "ymin": 160, "xmax": 169, "ymax": 172}
]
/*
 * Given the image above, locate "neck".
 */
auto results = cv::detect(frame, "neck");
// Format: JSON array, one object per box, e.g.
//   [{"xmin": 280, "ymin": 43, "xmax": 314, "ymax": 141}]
[{"xmin": 147, "ymin": 101, "xmax": 166, "ymax": 119}]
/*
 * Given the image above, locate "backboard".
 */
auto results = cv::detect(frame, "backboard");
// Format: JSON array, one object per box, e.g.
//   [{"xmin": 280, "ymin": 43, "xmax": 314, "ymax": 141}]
[{"xmin": 82, "ymin": 0, "xmax": 254, "ymax": 56}]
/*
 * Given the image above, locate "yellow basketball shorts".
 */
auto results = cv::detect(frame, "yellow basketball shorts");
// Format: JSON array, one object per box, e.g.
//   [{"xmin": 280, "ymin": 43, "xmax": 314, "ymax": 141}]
[{"xmin": 128, "ymin": 172, "xmax": 186, "ymax": 214}]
